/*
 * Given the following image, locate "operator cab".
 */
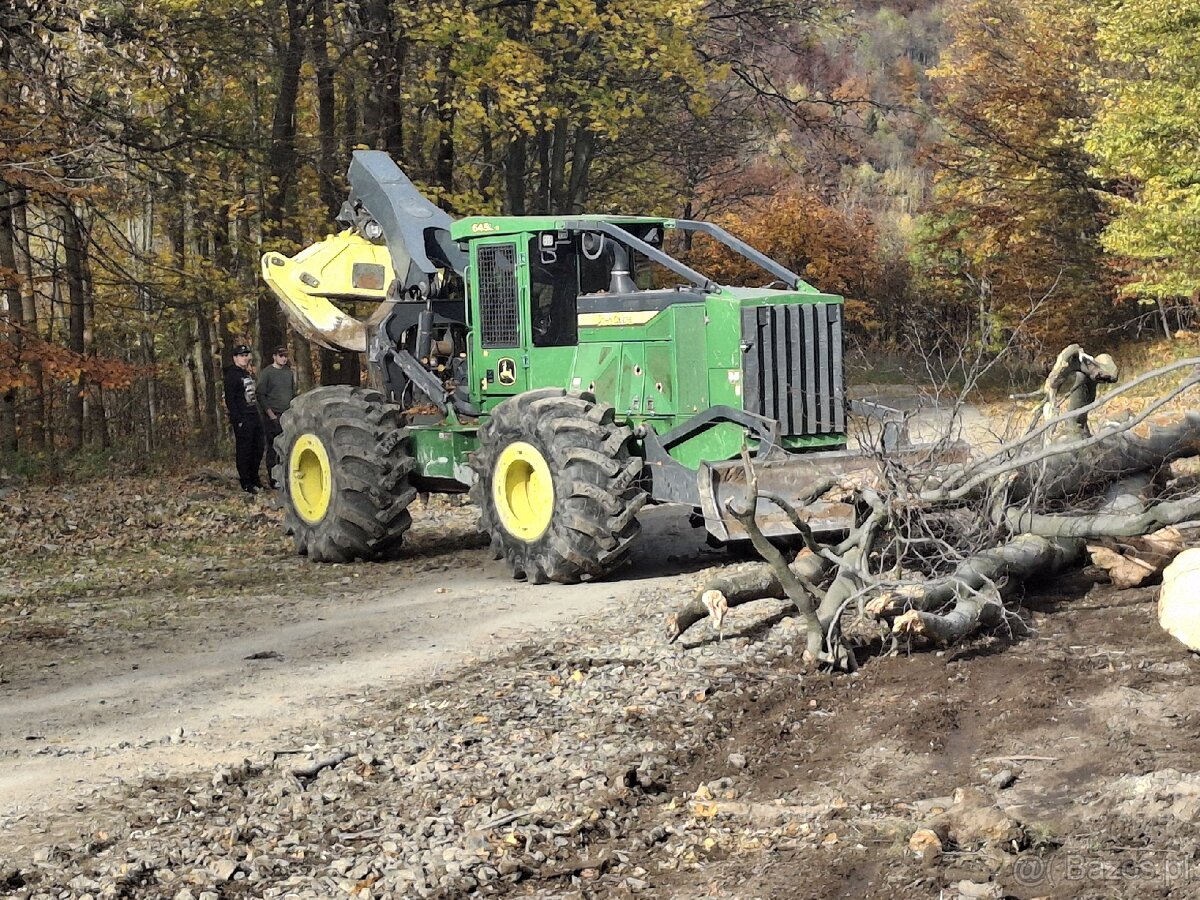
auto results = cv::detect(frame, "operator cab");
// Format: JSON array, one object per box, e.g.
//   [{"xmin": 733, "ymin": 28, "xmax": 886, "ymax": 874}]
[{"xmin": 526, "ymin": 223, "xmax": 692, "ymax": 348}]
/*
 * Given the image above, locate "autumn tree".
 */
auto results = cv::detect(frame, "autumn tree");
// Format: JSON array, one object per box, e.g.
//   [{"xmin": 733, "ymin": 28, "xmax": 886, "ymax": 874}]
[
  {"xmin": 1088, "ymin": 0, "xmax": 1200, "ymax": 332},
  {"xmin": 919, "ymin": 0, "xmax": 1116, "ymax": 358}
]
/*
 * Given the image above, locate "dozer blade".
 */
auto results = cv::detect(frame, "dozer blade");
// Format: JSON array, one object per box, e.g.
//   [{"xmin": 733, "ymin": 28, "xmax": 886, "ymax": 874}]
[{"xmin": 697, "ymin": 444, "xmax": 968, "ymax": 542}]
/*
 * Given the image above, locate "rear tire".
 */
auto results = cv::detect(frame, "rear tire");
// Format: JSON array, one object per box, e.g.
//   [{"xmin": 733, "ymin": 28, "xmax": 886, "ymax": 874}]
[
  {"xmin": 470, "ymin": 389, "xmax": 647, "ymax": 584},
  {"xmin": 274, "ymin": 386, "xmax": 416, "ymax": 562}
]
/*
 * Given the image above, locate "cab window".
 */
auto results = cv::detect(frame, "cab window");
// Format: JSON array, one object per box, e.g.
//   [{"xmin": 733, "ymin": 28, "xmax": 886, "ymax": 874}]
[{"xmin": 528, "ymin": 236, "xmax": 579, "ymax": 347}]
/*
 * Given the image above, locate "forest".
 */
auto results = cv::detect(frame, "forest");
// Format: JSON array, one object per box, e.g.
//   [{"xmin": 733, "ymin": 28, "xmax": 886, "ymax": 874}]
[{"xmin": 1, "ymin": 0, "xmax": 1198, "ymax": 465}]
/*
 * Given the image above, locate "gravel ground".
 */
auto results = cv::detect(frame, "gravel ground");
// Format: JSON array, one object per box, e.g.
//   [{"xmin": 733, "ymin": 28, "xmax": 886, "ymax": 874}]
[
  {"xmin": 1, "ymin": 557, "xmax": 811, "ymax": 899},
  {"xmin": 6, "ymin": 457, "xmax": 1200, "ymax": 899}
]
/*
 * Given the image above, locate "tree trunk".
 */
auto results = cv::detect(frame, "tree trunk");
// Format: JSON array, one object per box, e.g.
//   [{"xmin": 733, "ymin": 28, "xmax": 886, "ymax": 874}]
[
  {"xmin": 548, "ymin": 117, "xmax": 568, "ymax": 213},
  {"xmin": 11, "ymin": 190, "xmax": 43, "ymax": 449},
  {"xmin": 311, "ymin": 2, "xmax": 359, "ymax": 380},
  {"xmin": 62, "ymin": 202, "xmax": 87, "ymax": 451},
  {"xmin": 181, "ymin": 315, "xmax": 200, "ymax": 435},
  {"xmin": 565, "ymin": 127, "xmax": 595, "ymax": 213},
  {"xmin": 260, "ymin": 0, "xmax": 307, "ymax": 360},
  {"xmin": 536, "ymin": 130, "xmax": 552, "ymax": 214},
  {"xmin": 193, "ymin": 308, "xmax": 217, "ymax": 452},
  {"xmin": 505, "ymin": 135, "xmax": 528, "ymax": 215},
  {"xmin": 477, "ymin": 90, "xmax": 495, "ymax": 199},
  {"xmin": 0, "ymin": 186, "xmax": 22, "ymax": 452},
  {"xmin": 434, "ymin": 44, "xmax": 455, "ymax": 205},
  {"xmin": 292, "ymin": 332, "xmax": 314, "ymax": 392},
  {"xmin": 140, "ymin": 325, "xmax": 157, "ymax": 454},
  {"xmin": 1009, "ymin": 411, "xmax": 1200, "ymax": 504},
  {"xmin": 312, "ymin": 0, "xmax": 341, "ymax": 219},
  {"xmin": 82, "ymin": 219, "xmax": 106, "ymax": 449},
  {"xmin": 136, "ymin": 185, "xmax": 157, "ymax": 453},
  {"xmin": 341, "ymin": 73, "xmax": 359, "ymax": 162},
  {"xmin": 362, "ymin": 0, "xmax": 404, "ymax": 158},
  {"xmin": 319, "ymin": 346, "xmax": 360, "ymax": 385}
]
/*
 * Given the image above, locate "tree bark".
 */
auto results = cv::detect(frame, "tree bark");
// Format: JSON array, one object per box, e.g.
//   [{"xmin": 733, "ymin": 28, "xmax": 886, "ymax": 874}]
[
  {"xmin": 0, "ymin": 187, "xmax": 22, "ymax": 452},
  {"xmin": 11, "ymin": 189, "xmax": 43, "ymax": 449},
  {"xmin": 434, "ymin": 44, "xmax": 456, "ymax": 205},
  {"xmin": 62, "ymin": 202, "xmax": 87, "ymax": 451},
  {"xmin": 260, "ymin": 0, "xmax": 308, "ymax": 360}
]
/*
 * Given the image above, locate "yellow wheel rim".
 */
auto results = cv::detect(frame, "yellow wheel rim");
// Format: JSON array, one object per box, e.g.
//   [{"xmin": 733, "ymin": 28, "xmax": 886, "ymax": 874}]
[
  {"xmin": 290, "ymin": 433, "xmax": 333, "ymax": 524},
  {"xmin": 492, "ymin": 441, "xmax": 554, "ymax": 542}
]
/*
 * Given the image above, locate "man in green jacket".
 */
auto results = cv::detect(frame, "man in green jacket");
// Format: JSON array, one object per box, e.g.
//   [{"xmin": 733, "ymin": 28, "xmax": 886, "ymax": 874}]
[{"xmin": 257, "ymin": 345, "xmax": 295, "ymax": 489}]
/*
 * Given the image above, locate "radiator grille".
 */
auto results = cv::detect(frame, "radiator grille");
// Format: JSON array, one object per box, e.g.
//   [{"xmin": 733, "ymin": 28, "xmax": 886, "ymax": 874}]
[
  {"xmin": 741, "ymin": 302, "xmax": 845, "ymax": 435},
  {"xmin": 478, "ymin": 243, "xmax": 519, "ymax": 348}
]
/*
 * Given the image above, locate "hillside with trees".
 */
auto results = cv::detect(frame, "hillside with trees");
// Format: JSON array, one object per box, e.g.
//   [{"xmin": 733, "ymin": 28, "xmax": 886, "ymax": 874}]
[{"xmin": 1, "ymin": 0, "xmax": 1195, "ymax": 463}]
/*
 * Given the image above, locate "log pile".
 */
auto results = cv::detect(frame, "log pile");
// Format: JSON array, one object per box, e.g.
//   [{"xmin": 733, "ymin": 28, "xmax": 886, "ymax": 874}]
[{"xmin": 668, "ymin": 353, "xmax": 1200, "ymax": 667}]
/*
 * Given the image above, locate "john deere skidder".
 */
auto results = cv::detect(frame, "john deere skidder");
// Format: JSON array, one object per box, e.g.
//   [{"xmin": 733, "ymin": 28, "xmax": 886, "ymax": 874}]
[{"xmin": 262, "ymin": 151, "xmax": 887, "ymax": 583}]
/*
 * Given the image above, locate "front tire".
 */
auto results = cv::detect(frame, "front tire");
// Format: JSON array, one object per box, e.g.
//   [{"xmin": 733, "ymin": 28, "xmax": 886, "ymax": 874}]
[
  {"xmin": 274, "ymin": 386, "xmax": 416, "ymax": 562},
  {"xmin": 470, "ymin": 389, "xmax": 647, "ymax": 584}
]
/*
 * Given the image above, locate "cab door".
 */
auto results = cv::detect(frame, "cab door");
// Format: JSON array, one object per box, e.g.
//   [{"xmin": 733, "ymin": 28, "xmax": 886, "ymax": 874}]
[{"xmin": 469, "ymin": 236, "xmax": 529, "ymax": 399}]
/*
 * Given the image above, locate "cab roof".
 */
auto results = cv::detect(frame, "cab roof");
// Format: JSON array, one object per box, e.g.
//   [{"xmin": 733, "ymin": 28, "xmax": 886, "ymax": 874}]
[{"xmin": 450, "ymin": 215, "xmax": 673, "ymax": 242}]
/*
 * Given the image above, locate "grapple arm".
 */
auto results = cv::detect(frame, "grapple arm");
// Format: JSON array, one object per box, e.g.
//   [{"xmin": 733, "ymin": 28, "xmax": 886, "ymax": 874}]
[{"xmin": 261, "ymin": 151, "xmax": 465, "ymax": 353}]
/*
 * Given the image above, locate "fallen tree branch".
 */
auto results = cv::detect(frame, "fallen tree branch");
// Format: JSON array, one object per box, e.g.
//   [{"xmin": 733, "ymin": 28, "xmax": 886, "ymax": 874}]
[
  {"xmin": 1006, "ymin": 492, "xmax": 1200, "ymax": 538},
  {"xmin": 928, "ymin": 371, "xmax": 1200, "ymax": 504},
  {"xmin": 892, "ymin": 582, "xmax": 1007, "ymax": 645},
  {"xmin": 290, "ymin": 750, "xmax": 353, "ymax": 779},
  {"xmin": 664, "ymin": 552, "xmax": 833, "ymax": 642},
  {"xmin": 867, "ymin": 534, "xmax": 1083, "ymax": 618},
  {"xmin": 1009, "ymin": 410, "xmax": 1200, "ymax": 504},
  {"xmin": 725, "ymin": 470, "xmax": 826, "ymax": 661}
]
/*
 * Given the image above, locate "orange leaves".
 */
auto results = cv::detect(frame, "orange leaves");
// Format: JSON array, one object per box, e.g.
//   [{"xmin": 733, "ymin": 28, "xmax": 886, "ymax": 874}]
[
  {"xmin": 0, "ymin": 321, "xmax": 143, "ymax": 392},
  {"xmin": 684, "ymin": 193, "xmax": 886, "ymax": 308}
]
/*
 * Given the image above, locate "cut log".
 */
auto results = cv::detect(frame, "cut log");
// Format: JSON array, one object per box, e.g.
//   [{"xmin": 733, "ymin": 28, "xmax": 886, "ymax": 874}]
[
  {"xmin": 1088, "ymin": 527, "xmax": 1185, "ymax": 589},
  {"xmin": 1159, "ymin": 548, "xmax": 1200, "ymax": 651},
  {"xmin": 1009, "ymin": 411, "xmax": 1200, "ymax": 503},
  {"xmin": 868, "ymin": 534, "xmax": 1083, "ymax": 618},
  {"xmin": 665, "ymin": 552, "xmax": 832, "ymax": 642},
  {"xmin": 892, "ymin": 583, "xmax": 1006, "ymax": 645}
]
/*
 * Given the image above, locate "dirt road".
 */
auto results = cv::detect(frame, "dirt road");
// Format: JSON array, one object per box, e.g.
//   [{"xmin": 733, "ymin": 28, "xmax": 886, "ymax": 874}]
[{"xmin": 0, "ymin": 500, "xmax": 709, "ymax": 844}]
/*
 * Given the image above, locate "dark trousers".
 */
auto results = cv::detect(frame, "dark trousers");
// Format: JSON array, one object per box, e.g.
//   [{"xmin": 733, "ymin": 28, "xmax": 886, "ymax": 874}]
[
  {"xmin": 264, "ymin": 414, "xmax": 284, "ymax": 483},
  {"xmin": 232, "ymin": 418, "xmax": 265, "ymax": 490}
]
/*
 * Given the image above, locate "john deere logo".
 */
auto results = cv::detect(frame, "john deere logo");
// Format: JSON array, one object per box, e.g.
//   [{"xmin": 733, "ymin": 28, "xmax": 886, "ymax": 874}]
[{"xmin": 497, "ymin": 357, "xmax": 517, "ymax": 385}]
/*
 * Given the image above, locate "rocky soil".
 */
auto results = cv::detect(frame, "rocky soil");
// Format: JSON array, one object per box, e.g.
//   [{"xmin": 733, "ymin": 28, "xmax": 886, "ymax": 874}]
[{"xmin": 3, "ymin": 471, "xmax": 1200, "ymax": 899}]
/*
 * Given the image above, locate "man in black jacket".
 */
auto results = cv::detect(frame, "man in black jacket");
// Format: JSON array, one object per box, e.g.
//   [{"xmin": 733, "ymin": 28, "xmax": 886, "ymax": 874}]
[{"xmin": 223, "ymin": 344, "xmax": 265, "ymax": 493}]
